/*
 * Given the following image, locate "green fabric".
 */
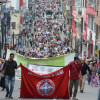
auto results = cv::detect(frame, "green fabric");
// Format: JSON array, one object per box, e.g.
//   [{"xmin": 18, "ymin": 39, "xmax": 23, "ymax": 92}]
[{"xmin": 65, "ymin": 11, "xmax": 68, "ymax": 15}]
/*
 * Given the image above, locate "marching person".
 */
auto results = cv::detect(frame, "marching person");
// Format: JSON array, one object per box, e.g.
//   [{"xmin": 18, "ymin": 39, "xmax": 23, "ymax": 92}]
[
  {"xmin": 96, "ymin": 67, "xmax": 100, "ymax": 100},
  {"xmin": 80, "ymin": 58, "xmax": 91, "ymax": 93},
  {"xmin": 0, "ymin": 58, "xmax": 5, "ymax": 91},
  {"xmin": 2, "ymin": 53, "xmax": 20, "ymax": 99},
  {"xmin": 86, "ymin": 59, "xmax": 91, "ymax": 85},
  {"xmin": 69, "ymin": 57, "xmax": 81, "ymax": 100},
  {"xmin": 90, "ymin": 62, "xmax": 98, "ymax": 87},
  {"xmin": 97, "ymin": 60, "xmax": 100, "ymax": 100}
]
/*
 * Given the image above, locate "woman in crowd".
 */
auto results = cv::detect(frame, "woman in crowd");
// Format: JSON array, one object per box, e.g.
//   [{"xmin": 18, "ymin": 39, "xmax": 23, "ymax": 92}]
[{"xmin": 90, "ymin": 62, "xmax": 98, "ymax": 87}]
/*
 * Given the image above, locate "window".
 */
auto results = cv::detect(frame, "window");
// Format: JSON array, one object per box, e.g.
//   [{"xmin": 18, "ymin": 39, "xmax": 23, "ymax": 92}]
[
  {"xmin": 88, "ymin": 0, "xmax": 95, "ymax": 7},
  {"xmin": 91, "ymin": 17, "xmax": 93, "ymax": 30},
  {"xmin": 75, "ymin": 0, "xmax": 82, "ymax": 8},
  {"xmin": 88, "ymin": 16, "xmax": 91, "ymax": 28},
  {"xmin": 66, "ymin": 0, "xmax": 72, "ymax": 6},
  {"xmin": 93, "ymin": 22, "xmax": 96, "ymax": 33}
]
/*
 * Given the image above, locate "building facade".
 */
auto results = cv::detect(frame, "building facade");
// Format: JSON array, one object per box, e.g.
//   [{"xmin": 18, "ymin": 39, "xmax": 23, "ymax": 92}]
[
  {"xmin": 87, "ymin": 0, "xmax": 96, "ymax": 58},
  {"xmin": 70, "ymin": 0, "xmax": 97, "ymax": 58},
  {"xmin": 94, "ymin": 0, "xmax": 100, "ymax": 58}
]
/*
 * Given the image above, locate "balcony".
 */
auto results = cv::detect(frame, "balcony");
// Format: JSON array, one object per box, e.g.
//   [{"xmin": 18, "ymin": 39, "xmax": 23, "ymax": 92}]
[{"xmin": 87, "ymin": 5, "xmax": 96, "ymax": 16}]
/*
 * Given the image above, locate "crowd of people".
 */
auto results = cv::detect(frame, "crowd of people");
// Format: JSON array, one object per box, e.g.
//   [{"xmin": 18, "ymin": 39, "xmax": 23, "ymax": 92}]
[
  {"xmin": 69, "ymin": 56, "xmax": 100, "ymax": 100},
  {"xmin": 0, "ymin": 0, "xmax": 100, "ymax": 99},
  {"xmin": 16, "ymin": 36, "xmax": 71, "ymax": 58},
  {"xmin": 0, "ymin": 55, "xmax": 100, "ymax": 99},
  {"xmin": 15, "ymin": 0, "xmax": 71, "ymax": 58}
]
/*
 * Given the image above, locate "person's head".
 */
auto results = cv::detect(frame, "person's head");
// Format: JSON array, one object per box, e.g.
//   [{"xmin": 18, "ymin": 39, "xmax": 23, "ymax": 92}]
[
  {"xmin": 86, "ymin": 59, "xmax": 90, "ymax": 65},
  {"xmin": 90, "ymin": 62, "xmax": 93, "ymax": 66},
  {"xmin": 81, "ymin": 58, "xmax": 85, "ymax": 64},
  {"xmin": 74, "ymin": 57, "xmax": 80, "ymax": 63},
  {"xmin": 1, "ymin": 59, "xmax": 4, "ymax": 64},
  {"xmin": 10, "ymin": 53, "xmax": 14, "ymax": 61},
  {"xmin": 93, "ymin": 62, "xmax": 96, "ymax": 67}
]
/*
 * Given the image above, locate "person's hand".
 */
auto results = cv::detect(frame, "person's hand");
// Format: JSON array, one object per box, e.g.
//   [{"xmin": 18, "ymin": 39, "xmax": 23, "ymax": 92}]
[
  {"xmin": 79, "ymin": 76, "xmax": 82, "ymax": 80},
  {"xmin": 96, "ymin": 73, "xmax": 98, "ymax": 77},
  {"xmin": 0, "ymin": 68, "xmax": 2, "ymax": 71},
  {"xmin": 18, "ymin": 64, "xmax": 20, "ymax": 68},
  {"xmin": 2, "ymin": 70, "xmax": 4, "ymax": 75},
  {"xmin": 17, "ymin": 63, "xmax": 21, "ymax": 69}
]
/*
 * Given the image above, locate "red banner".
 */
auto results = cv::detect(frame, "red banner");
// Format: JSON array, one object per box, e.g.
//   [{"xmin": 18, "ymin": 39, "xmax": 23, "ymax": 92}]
[
  {"xmin": 20, "ymin": 16, "xmax": 23, "ymax": 24},
  {"xmin": 20, "ymin": 64, "xmax": 69, "ymax": 99},
  {"xmin": 20, "ymin": 0, "xmax": 23, "ymax": 7}
]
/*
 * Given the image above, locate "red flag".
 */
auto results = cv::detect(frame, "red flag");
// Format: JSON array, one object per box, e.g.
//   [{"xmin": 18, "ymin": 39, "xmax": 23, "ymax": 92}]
[
  {"xmin": 20, "ymin": 16, "xmax": 23, "ymax": 24},
  {"xmin": 20, "ymin": 64, "xmax": 69, "ymax": 99},
  {"xmin": 20, "ymin": 0, "xmax": 23, "ymax": 7}
]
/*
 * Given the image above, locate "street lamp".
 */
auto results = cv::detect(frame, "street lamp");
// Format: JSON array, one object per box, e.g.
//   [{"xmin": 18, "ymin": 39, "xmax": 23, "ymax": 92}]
[{"xmin": 0, "ymin": 3, "xmax": 4, "ymax": 58}]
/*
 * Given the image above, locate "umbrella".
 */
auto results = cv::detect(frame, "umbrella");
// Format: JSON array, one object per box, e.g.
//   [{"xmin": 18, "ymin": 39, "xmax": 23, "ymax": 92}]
[{"xmin": 55, "ymin": 42, "xmax": 59, "ymax": 44}]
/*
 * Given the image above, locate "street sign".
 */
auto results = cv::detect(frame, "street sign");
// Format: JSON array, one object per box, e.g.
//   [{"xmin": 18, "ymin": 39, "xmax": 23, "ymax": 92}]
[{"xmin": 95, "ymin": 50, "xmax": 99, "ymax": 55}]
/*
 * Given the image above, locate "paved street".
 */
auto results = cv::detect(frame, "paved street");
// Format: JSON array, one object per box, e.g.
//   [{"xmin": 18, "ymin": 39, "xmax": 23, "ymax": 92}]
[{"xmin": 0, "ymin": 80, "xmax": 98, "ymax": 100}]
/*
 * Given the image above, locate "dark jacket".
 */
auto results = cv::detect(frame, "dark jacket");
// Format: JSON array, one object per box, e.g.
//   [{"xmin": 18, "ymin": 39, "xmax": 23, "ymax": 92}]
[
  {"xmin": 81, "ymin": 63, "xmax": 91, "ymax": 76},
  {"xmin": 3, "ymin": 60, "xmax": 17, "ymax": 77}
]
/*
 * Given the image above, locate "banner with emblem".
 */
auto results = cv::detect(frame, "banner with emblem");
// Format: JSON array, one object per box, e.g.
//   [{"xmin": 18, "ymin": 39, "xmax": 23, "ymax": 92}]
[{"xmin": 20, "ymin": 64, "xmax": 69, "ymax": 99}]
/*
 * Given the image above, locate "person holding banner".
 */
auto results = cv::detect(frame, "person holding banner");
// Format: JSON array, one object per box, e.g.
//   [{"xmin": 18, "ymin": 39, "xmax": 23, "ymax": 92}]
[
  {"xmin": 69, "ymin": 57, "xmax": 81, "ymax": 100},
  {"xmin": 2, "ymin": 53, "xmax": 20, "ymax": 99}
]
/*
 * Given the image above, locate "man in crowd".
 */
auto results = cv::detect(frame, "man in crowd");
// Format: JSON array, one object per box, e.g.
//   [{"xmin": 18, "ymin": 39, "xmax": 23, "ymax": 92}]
[
  {"xmin": 69, "ymin": 57, "xmax": 81, "ymax": 100},
  {"xmin": 0, "ymin": 58, "xmax": 5, "ymax": 91},
  {"xmin": 80, "ymin": 58, "xmax": 91, "ymax": 93},
  {"xmin": 2, "ymin": 53, "xmax": 20, "ymax": 99},
  {"xmin": 97, "ymin": 60, "xmax": 100, "ymax": 100}
]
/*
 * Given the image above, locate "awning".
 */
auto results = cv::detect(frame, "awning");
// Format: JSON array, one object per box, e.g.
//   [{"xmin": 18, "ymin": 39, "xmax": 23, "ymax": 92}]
[
  {"xmin": 87, "ymin": 6, "xmax": 96, "ymax": 16},
  {"xmin": 1, "ymin": 5, "xmax": 10, "ymax": 13}
]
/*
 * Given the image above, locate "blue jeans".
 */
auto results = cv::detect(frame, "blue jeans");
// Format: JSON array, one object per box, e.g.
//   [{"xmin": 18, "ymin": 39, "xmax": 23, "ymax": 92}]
[
  {"xmin": 98, "ymin": 78, "xmax": 100, "ymax": 100},
  {"xmin": 87, "ymin": 74, "xmax": 91, "ymax": 84},
  {"xmin": 5, "ymin": 75, "xmax": 15, "ymax": 96}
]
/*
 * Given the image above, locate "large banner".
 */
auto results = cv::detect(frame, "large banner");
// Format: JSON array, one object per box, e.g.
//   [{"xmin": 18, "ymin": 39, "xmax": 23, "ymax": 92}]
[
  {"xmin": 6, "ymin": 49, "xmax": 75, "ymax": 79},
  {"xmin": 28, "ymin": 64, "xmax": 63, "ymax": 75},
  {"xmin": 20, "ymin": 64, "xmax": 69, "ymax": 99},
  {"xmin": 6, "ymin": 49, "xmax": 65, "ymax": 67}
]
